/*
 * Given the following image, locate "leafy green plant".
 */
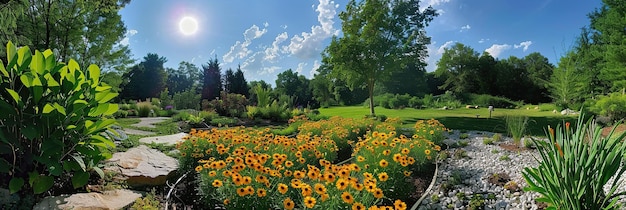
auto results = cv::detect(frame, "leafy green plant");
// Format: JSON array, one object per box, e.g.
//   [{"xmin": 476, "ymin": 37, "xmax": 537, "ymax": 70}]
[
  {"xmin": 459, "ymin": 133, "xmax": 469, "ymax": 139},
  {"xmin": 136, "ymin": 101, "xmax": 153, "ymax": 117},
  {"xmin": 492, "ymin": 133, "xmax": 502, "ymax": 142},
  {"xmin": 483, "ymin": 138, "xmax": 494, "ymax": 145},
  {"xmin": 523, "ymin": 114, "xmax": 626, "ymax": 210},
  {"xmin": 589, "ymin": 92, "xmax": 626, "ymax": 123},
  {"xmin": 131, "ymin": 188, "xmax": 161, "ymax": 210},
  {"xmin": 499, "ymin": 154, "xmax": 510, "ymax": 161},
  {"xmin": 505, "ymin": 115, "xmax": 528, "ymax": 146},
  {"xmin": 0, "ymin": 41, "xmax": 118, "ymax": 194}
]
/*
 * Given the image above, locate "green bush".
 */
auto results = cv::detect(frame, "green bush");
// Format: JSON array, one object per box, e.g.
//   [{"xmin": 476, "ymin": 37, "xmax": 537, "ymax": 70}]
[
  {"xmin": 0, "ymin": 41, "xmax": 118, "ymax": 195},
  {"xmin": 136, "ymin": 101, "xmax": 152, "ymax": 117},
  {"xmin": 589, "ymin": 93, "xmax": 626, "ymax": 123},
  {"xmin": 523, "ymin": 114, "xmax": 626, "ymax": 209},
  {"xmin": 467, "ymin": 94, "xmax": 520, "ymax": 108},
  {"xmin": 172, "ymin": 88, "xmax": 201, "ymax": 110},
  {"xmin": 204, "ymin": 91, "xmax": 248, "ymax": 117}
]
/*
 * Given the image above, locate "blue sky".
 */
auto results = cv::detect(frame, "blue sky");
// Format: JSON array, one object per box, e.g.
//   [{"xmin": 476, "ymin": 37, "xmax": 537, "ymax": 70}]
[{"xmin": 119, "ymin": 0, "xmax": 602, "ymax": 86}]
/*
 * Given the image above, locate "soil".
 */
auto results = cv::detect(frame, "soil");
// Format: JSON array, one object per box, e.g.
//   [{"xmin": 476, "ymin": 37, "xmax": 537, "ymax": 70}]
[
  {"xmin": 498, "ymin": 143, "xmax": 530, "ymax": 153},
  {"xmin": 601, "ymin": 124, "xmax": 626, "ymax": 137}
]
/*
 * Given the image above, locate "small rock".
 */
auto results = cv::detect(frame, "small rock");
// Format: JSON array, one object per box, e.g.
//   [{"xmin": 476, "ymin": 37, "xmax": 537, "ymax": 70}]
[{"xmin": 33, "ymin": 189, "xmax": 142, "ymax": 210}]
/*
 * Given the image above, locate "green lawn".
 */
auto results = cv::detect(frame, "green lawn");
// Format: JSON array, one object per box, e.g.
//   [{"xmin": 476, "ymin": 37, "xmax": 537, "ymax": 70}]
[{"xmin": 319, "ymin": 106, "xmax": 579, "ymax": 136}]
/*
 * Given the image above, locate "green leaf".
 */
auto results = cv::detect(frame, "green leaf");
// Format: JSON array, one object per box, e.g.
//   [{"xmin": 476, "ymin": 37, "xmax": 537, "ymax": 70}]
[
  {"xmin": 71, "ymin": 171, "xmax": 90, "ymax": 189},
  {"xmin": 32, "ymin": 175, "xmax": 54, "ymax": 194},
  {"xmin": 91, "ymin": 135, "xmax": 115, "ymax": 148},
  {"xmin": 32, "ymin": 86, "xmax": 43, "ymax": 104},
  {"xmin": 92, "ymin": 167, "xmax": 105, "ymax": 179},
  {"xmin": 74, "ymin": 100, "xmax": 88, "ymax": 105},
  {"xmin": 9, "ymin": 178, "xmax": 24, "ymax": 194},
  {"xmin": 6, "ymin": 88, "xmax": 21, "ymax": 104},
  {"xmin": 89, "ymin": 103, "xmax": 110, "ymax": 117},
  {"xmin": 104, "ymin": 104, "xmax": 118, "ymax": 116},
  {"xmin": 44, "ymin": 73, "xmax": 59, "ymax": 87},
  {"xmin": 66, "ymin": 125, "xmax": 77, "ymax": 129},
  {"xmin": 17, "ymin": 46, "xmax": 32, "ymax": 68},
  {"xmin": 6, "ymin": 41, "xmax": 17, "ymax": 69},
  {"xmin": 53, "ymin": 103, "xmax": 66, "ymax": 115},
  {"xmin": 88, "ymin": 64, "xmax": 100, "ymax": 87},
  {"xmin": 0, "ymin": 159, "xmax": 10, "ymax": 172},
  {"xmin": 0, "ymin": 59, "xmax": 8, "ymax": 77},
  {"xmin": 22, "ymin": 125, "xmax": 38, "ymax": 140},
  {"xmin": 71, "ymin": 155, "xmax": 87, "ymax": 171},
  {"xmin": 67, "ymin": 59, "xmax": 80, "ymax": 72},
  {"xmin": 31, "ymin": 50, "xmax": 45, "ymax": 75},
  {"xmin": 42, "ymin": 103, "xmax": 55, "ymax": 114},
  {"xmin": 95, "ymin": 92, "xmax": 119, "ymax": 103},
  {"xmin": 95, "ymin": 85, "xmax": 112, "ymax": 91},
  {"xmin": 20, "ymin": 74, "xmax": 32, "ymax": 87}
]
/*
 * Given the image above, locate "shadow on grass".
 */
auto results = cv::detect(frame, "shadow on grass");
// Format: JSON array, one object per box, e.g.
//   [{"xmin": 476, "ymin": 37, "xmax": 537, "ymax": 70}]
[{"xmin": 405, "ymin": 116, "xmax": 578, "ymax": 137}]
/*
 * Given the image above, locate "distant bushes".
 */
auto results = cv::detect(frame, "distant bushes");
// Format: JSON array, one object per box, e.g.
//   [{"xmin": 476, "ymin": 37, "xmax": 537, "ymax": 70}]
[
  {"xmin": 465, "ymin": 94, "xmax": 521, "ymax": 108},
  {"xmin": 364, "ymin": 93, "xmax": 424, "ymax": 109},
  {"xmin": 589, "ymin": 93, "xmax": 626, "ymax": 123}
]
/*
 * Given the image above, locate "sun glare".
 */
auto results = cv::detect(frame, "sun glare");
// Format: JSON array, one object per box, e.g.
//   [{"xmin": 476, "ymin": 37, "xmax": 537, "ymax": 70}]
[{"xmin": 179, "ymin": 16, "xmax": 198, "ymax": 35}]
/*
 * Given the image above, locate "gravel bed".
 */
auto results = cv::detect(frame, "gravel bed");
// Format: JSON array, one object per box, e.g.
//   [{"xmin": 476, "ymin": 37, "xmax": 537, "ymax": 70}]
[{"xmin": 418, "ymin": 130, "xmax": 626, "ymax": 210}]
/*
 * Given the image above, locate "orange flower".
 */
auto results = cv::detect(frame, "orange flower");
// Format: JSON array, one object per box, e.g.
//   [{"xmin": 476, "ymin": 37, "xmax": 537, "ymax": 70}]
[
  {"xmin": 283, "ymin": 198, "xmax": 295, "ymax": 210},
  {"xmin": 336, "ymin": 178, "xmax": 349, "ymax": 190},
  {"xmin": 372, "ymin": 188, "xmax": 384, "ymax": 198},
  {"xmin": 352, "ymin": 202, "xmax": 365, "ymax": 210},
  {"xmin": 195, "ymin": 166, "xmax": 203, "ymax": 172},
  {"xmin": 278, "ymin": 183, "xmax": 289, "ymax": 194},
  {"xmin": 257, "ymin": 188, "xmax": 267, "ymax": 197},
  {"xmin": 378, "ymin": 172, "xmax": 389, "ymax": 182},
  {"xmin": 211, "ymin": 180, "xmax": 223, "ymax": 187},
  {"xmin": 379, "ymin": 159, "xmax": 389, "ymax": 168},
  {"xmin": 555, "ymin": 142, "xmax": 564, "ymax": 157},
  {"xmin": 236, "ymin": 187, "xmax": 247, "ymax": 196},
  {"xmin": 394, "ymin": 200, "xmax": 407, "ymax": 210},
  {"xmin": 304, "ymin": 196, "xmax": 316, "ymax": 208},
  {"xmin": 341, "ymin": 191, "xmax": 354, "ymax": 204}
]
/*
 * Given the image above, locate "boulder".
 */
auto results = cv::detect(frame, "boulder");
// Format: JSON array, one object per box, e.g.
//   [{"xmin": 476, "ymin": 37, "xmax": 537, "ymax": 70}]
[
  {"xmin": 105, "ymin": 145, "xmax": 178, "ymax": 187},
  {"xmin": 33, "ymin": 189, "xmax": 142, "ymax": 210},
  {"xmin": 139, "ymin": 132, "xmax": 187, "ymax": 146},
  {"xmin": 560, "ymin": 109, "xmax": 577, "ymax": 115}
]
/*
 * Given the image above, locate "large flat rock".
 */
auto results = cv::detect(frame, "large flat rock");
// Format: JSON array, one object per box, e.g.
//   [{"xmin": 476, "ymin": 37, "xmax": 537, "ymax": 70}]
[
  {"xmin": 130, "ymin": 117, "xmax": 170, "ymax": 128},
  {"xmin": 105, "ymin": 145, "xmax": 178, "ymax": 187},
  {"xmin": 33, "ymin": 189, "xmax": 142, "ymax": 210},
  {"xmin": 139, "ymin": 132, "xmax": 187, "ymax": 145}
]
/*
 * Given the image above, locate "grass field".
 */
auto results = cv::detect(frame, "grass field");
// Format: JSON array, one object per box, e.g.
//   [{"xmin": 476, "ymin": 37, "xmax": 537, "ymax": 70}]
[{"xmin": 319, "ymin": 106, "xmax": 579, "ymax": 136}]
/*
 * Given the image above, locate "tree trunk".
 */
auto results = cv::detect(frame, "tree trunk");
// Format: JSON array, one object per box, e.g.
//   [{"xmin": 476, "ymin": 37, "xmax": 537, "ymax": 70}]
[{"xmin": 368, "ymin": 79, "xmax": 375, "ymax": 116}]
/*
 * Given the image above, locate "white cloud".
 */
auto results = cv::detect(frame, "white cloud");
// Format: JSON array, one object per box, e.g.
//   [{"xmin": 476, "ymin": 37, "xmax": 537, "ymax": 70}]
[
  {"xmin": 514, "ymin": 41, "xmax": 533, "ymax": 51},
  {"xmin": 263, "ymin": 22, "xmax": 269, "ymax": 27},
  {"xmin": 310, "ymin": 60, "xmax": 321, "ymax": 78},
  {"xmin": 460, "ymin": 24, "xmax": 471, "ymax": 32},
  {"xmin": 264, "ymin": 32, "xmax": 289, "ymax": 63},
  {"xmin": 485, "ymin": 44, "xmax": 511, "ymax": 58},
  {"xmin": 295, "ymin": 62, "xmax": 307, "ymax": 74},
  {"xmin": 287, "ymin": 0, "xmax": 339, "ymax": 59},
  {"xmin": 437, "ymin": 41, "xmax": 456, "ymax": 54},
  {"xmin": 120, "ymin": 29, "xmax": 138, "ymax": 46},
  {"xmin": 281, "ymin": 25, "xmax": 288, "ymax": 29},
  {"xmin": 223, "ymin": 24, "xmax": 268, "ymax": 63},
  {"xmin": 478, "ymin": 38, "xmax": 489, "ymax": 43},
  {"xmin": 428, "ymin": 0, "xmax": 450, "ymax": 7}
]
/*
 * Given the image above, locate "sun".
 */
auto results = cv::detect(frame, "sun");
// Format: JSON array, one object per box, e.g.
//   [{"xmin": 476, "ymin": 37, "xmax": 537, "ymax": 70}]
[{"xmin": 178, "ymin": 16, "xmax": 198, "ymax": 35}]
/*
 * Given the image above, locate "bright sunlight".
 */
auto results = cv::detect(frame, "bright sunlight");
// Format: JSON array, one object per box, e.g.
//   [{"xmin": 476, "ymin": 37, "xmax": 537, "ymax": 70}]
[{"xmin": 178, "ymin": 16, "xmax": 198, "ymax": 35}]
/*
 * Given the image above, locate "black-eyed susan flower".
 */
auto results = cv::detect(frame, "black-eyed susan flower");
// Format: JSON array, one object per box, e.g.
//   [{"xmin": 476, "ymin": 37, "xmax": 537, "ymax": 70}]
[
  {"xmin": 283, "ymin": 198, "xmax": 295, "ymax": 210},
  {"xmin": 212, "ymin": 179, "xmax": 223, "ymax": 187},
  {"xmin": 257, "ymin": 188, "xmax": 267, "ymax": 197},
  {"xmin": 304, "ymin": 196, "xmax": 316, "ymax": 208},
  {"xmin": 278, "ymin": 183, "xmax": 289, "ymax": 194},
  {"xmin": 341, "ymin": 191, "xmax": 354, "ymax": 204},
  {"xmin": 378, "ymin": 172, "xmax": 389, "ymax": 182},
  {"xmin": 352, "ymin": 202, "xmax": 365, "ymax": 210},
  {"xmin": 336, "ymin": 178, "xmax": 349, "ymax": 190},
  {"xmin": 379, "ymin": 159, "xmax": 389, "ymax": 168},
  {"xmin": 424, "ymin": 149, "xmax": 431, "ymax": 155},
  {"xmin": 372, "ymin": 188, "xmax": 384, "ymax": 198},
  {"xmin": 236, "ymin": 187, "xmax": 247, "ymax": 196},
  {"xmin": 394, "ymin": 199, "xmax": 407, "ymax": 210},
  {"xmin": 195, "ymin": 165, "xmax": 203, "ymax": 172},
  {"xmin": 314, "ymin": 183, "xmax": 327, "ymax": 194}
]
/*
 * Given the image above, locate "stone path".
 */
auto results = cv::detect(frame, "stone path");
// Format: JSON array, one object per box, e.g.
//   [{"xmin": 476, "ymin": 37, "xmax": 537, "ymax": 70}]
[
  {"xmin": 130, "ymin": 117, "xmax": 170, "ymax": 128},
  {"xmin": 139, "ymin": 132, "xmax": 188, "ymax": 145},
  {"xmin": 124, "ymin": 128, "xmax": 156, "ymax": 136}
]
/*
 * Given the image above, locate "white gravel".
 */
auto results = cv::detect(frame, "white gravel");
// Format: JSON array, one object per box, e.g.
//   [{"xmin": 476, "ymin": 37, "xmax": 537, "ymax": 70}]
[{"xmin": 418, "ymin": 130, "xmax": 626, "ymax": 210}]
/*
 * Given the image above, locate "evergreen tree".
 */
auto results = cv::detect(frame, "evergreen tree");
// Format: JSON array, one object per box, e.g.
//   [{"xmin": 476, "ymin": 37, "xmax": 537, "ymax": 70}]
[{"xmin": 202, "ymin": 57, "xmax": 222, "ymax": 101}]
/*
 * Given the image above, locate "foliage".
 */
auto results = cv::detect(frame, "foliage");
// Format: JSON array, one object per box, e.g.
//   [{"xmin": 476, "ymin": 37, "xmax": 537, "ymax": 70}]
[
  {"xmin": 224, "ymin": 65, "xmax": 250, "ymax": 97},
  {"xmin": 275, "ymin": 69, "xmax": 313, "ymax": 108},
  {"xmin": 589, "ymin": 92, "xmax": 626, "ymax": 123},
  {"xmin": 366, "ymin": 93, "xmax": 422, "ymax": 109},
  {"xmin": 131, "ymin": 188, "xmax": 161, "ymax": 210},
  {"xmin": 0, "ymin": 42, "xmax": 118, "ymax": 195},
  {"xmin": 136, "ymin": 101, "xmax": 153, "ymax": 117},
  {"xmin": 465, "ymin": 94, "xmax": 520, "ymax": 108},
  {"xmin": 505, "ymin": 115, "xmax": 528, "ymax": 146},
  {"xmin": 523, "ymin": 114, "xmax": 626, "ymax": 210},
  {"xmin": 201, "ymin": 57, "xmax": 222, "ymax": 101},
  {"xmin": 166, "ymin": 61, "xmax": 201, "ymax": 94},
  {"xmin": 204, "ymin": 91, "xmax": 248, "ymax": 118},
  {"xmin": 549, "ymin": 52, "xmax": 589, "ymax": 110},
  {"xmin": 252, "ymin": 83, "xmax": 272, "ymax": 107},
  {"xmin": 324, "ymin": 0, "xmax": 437, "ymax": 116},
  {"xmin": 0, "ymin": 0, "xmax": 133, "ymax": 72},
  {"xmin": 172, "ymin": 87, "xmax": 201, "ymax": 110},
  {"xmin": 413, "ymin": 119, "xmax": 448, "ymax": 146},
  {"xmin": 120, "ymin": 53, "xmax": 168, "ymax": 100},
  {"xmin": 298, "ymin": 116, "xmax": 376, "ymax": 159}
]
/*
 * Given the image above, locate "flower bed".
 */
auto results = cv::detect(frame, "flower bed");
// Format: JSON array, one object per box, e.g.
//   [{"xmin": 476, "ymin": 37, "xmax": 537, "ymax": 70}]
[{"xmin": 176, "ymin": 117, "xmax": 446, "ymax": 209}]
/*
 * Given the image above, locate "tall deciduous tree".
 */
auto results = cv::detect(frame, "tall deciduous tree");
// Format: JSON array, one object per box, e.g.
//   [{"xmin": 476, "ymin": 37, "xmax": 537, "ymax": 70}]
[
  {"xmin": 167, "ymin": 61, "xmax": 201, "ymax": 94},
  {"xmin": 0, "ymin": 0, "xmax": 133, "ymax": 71},
  {"xmin": 120, "ymin": 53, "xmax": 167, "ymax": 100},
  {"xmin": 324, "ymin": 0, "xmax": 437, "ymax": 116},
  {"xmin": 435, "ymin": 43, "xmax": 480, "ymax": 94},
  {"xmin": 202, "ymin": 57, "xmax": 222, "ymax": 101}
]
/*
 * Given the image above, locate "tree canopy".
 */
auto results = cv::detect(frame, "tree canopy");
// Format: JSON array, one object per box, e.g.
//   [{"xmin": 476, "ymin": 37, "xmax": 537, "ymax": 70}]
[
  {"xmin": 120, "ymin": 53, "xmax": 168, "ymax": 100},
  {"xmin": 324, "ymin": 0, "xmax": 437, "ymax": 116}
]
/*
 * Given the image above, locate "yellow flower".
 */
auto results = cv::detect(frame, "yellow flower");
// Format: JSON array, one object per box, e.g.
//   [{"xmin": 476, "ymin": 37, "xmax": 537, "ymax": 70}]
[
  {"xmin": 194, "ymin": 165, "xmax": 203, "ymax": 172},
  {"xmin": 208, "ymin": 170, "xmax": 217, "ymax": 177},
  {"xmin": 352, "ymin": 202, "xmax": 366, "ymax": 210},
  {"xmin": 278, "ymin": 183, "xmax": 289, "ymax": 194},
  {"xmin": 394, "ymin": 200, "xmax": 407, "ymax": 210},
  {"xmin": 223, "ymin": 198, "xmax": 230, "ymax": 205},
  {"xmin": 336, "ymin": 178, "xmax": 349, "ymax": 190},
  {"xmin": 341, "ymin": 191, "xmax": 354, "ymax": 204},
  {"xmin": 403, "ymin": 171, "xmax": 412, "ymax": 177},
  {"xmin": 314, "ymin": 183, "xmax": 327, "ymax": 195},
  {"xmin": 304, "ymin": 196, "xmax": 316, "ymax": 208},
  {"xmin": 236, "ymin": 187, "xmax": 247, "ymax": 196},
  {"xmin": 283, "ymin": 198, "xmax": 295, "ymax": 210},
  {"xmin": 212, "ymin": 180, "xmax": 223, "ymax": 187},
  {"xmin": 401, "ymin": 148, "xmax": 410, "ymax": 154},
  {"xmin": 357, "ymin": 156, "xmax": 365, "ymax": 162},
  {"xmin": 372, "ymin": 188, "xmax": 384, "ymax": 199},
  {"xmin": 424, "ymin": 149, "xmax": 431, "ymax": 155},
  {"xmin": 378, "ymin": 172, "xmax": 389, "ymax": 182},
  {"xmin": 379, "ymin": 159, "xmax": 389, "ymax": 168},
  {"xmin": 257, "ymin": 188, "xmax": 267, "ymax": 197}
]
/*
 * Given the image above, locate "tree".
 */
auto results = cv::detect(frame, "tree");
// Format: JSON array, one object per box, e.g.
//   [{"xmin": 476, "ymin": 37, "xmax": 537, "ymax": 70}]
[
  {"xmin": 435, "ymin": 43, "xmax": 480, "ymax": 94},
  {"xmin": 0, "ymin": 0, "xmax": 133, "ymax": 71},
  {"xmin": 324, "ymin": 0, "xmax": 437, "ymax": 116},
  {"xmin": 275, "ymin": 69, "xmax": 313, "ymax": 107},
  {"xmin": 120, "ymin": 53, "xmax": 168, "ymax": 100},
  {"xmin": 232, "ymin": 66, "xmax": 249, "ymax": 97},
  {"xmin": 522, "ymin": 52, "xmax": 554, "ymax": 103},
  {"xmin": 223, "ymin": 68, "xmax": 235, "ymax": 93},
  {"xmin": 202, "ymin": 56, "xmax": 222, "ymax": 101},
  {"xmin": 549, "ymin": 52, "xmax": 590, "ymax": 109},
  {"xmin": 167, "ymin": 61, "xmax": 201, "ymax": 94}
]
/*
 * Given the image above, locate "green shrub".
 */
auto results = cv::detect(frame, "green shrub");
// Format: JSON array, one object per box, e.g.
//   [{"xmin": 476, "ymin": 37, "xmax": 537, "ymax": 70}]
[
  {"xmin": 459, "ymin": 133, "xmax": 469, "ymax": 139},
  {"xmin": 136, "ymin": 101, "xmax": 153, "ymax": 117},
  {"xmin": 204, "ymin": 91, "xmax": 248, "ymax": 117},
  {"xmin": 589, "ymin": 92, "xmax": 626, "ymax": 123},
  {"xmin": 209, "ymin": 117, "xmax": 238, "ymax": 127},
  {"xmin": 523, "ymin": 114, "xmax": 626, "ymax": 209},
  {"xmin": 483, "ymin": 138, "xmax": 494, "ymax": 145},
  {"xmin": 505, "ymin": 115, "xmax": 528, "ymax": 146},
  {"xmin": 172, "ymin": 88, "xmax": 201, "ymax": 110},
  {"xmin": 499, "ymin": 154, "xmax": 510, "ymax": 161},
  {"xmin": 467, "ymin": 94, "xmax": 520, "ymax": 108},
  {"xmin": 408, "ymin": 96, "xmax": 423, "ymax": 109},
  {"xmin": 0, "ymin": 41, "xmax": 118, "ymax": 195}
]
